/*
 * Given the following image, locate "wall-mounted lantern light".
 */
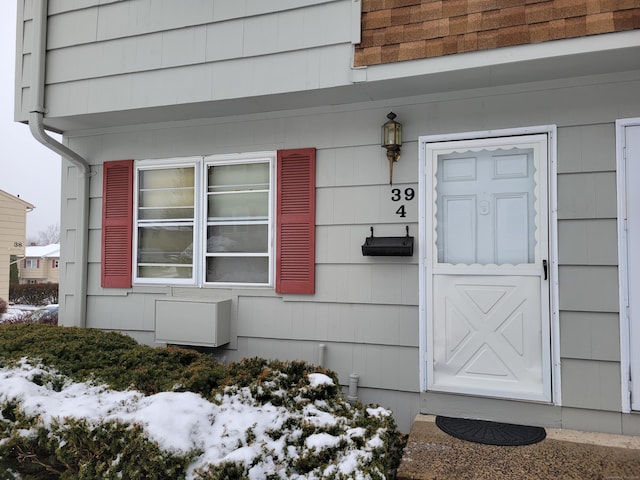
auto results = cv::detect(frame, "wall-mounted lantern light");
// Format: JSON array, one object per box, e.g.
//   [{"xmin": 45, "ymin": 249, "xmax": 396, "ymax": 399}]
[{"xmin": 381, "ymin": 112, "xmax": 402, "ymax": 184}]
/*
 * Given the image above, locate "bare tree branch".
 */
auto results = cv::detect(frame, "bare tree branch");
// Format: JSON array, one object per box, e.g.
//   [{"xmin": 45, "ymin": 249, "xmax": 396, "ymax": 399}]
[{"xmin": 30, "ymin": 223, "xmax": 60, "ymax": 245}]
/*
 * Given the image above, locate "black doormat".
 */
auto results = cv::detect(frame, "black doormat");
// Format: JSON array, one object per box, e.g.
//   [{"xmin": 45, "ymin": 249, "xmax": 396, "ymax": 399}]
[{"xmin": 435, "ymin": 416, "xmax": 546, "ymax": 446}]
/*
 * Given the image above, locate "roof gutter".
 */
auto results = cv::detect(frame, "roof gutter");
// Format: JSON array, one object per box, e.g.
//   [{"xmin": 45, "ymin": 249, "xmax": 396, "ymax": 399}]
[{"xmin": 28, "ymin": 0, "xmax": 89, "ymax": 328}]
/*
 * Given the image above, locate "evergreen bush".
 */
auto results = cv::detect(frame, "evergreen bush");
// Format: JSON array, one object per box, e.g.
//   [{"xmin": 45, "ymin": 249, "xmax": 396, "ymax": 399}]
[
  {"xmin": 9, "ymin": 256, "xmax": 18, "ymax": 285},
  {"xmin": 0, "ymin": 324, "xmax": 405, "ymax": 479},
  {"xmin": 9, "ymin": 283, "xmax": 59, "ymax": 306},
  {"xmin": 0, "ymin": 325, "xmax": 227, "ymax": 396}
]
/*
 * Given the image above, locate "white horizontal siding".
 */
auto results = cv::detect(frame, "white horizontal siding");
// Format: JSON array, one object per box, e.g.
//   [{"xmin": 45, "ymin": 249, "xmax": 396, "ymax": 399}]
[
  {"xmin": 45, "ymin": 44, "xmax": 353, "ymax": 116},
  {"xmin": 46, "ymin": 0, "xmax": 341, "ymax": 44},
  {"xmin": 17, "ymin": 0, "xmax": 357, "ymax": 121},
  {"xmin": 234, "ymin": 337, "xmax": 419, "ymax": 392},
  {"xmin": 316, "ymin": 185, "xmax": 419, "ymax": 226},
  {"xmin": 237, "ymin": 296, "xmax": 417, "ymax": 347},
  {"xmin": 316, "ymin": 224, "xmax": 417, "ymax": 264},
  {"xmin": 46, "ymin": 3, "xmax": 353, "ymax": 84},
  {"xmin": 558, "ymin": 219, "xmax": 618, "ymax": 265}
]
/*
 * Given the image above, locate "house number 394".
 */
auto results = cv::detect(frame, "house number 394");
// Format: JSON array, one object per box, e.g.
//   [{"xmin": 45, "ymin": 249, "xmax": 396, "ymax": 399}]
[{"xmin": 391, "ymin": 187, "xmax": 415, "ymax": 218}]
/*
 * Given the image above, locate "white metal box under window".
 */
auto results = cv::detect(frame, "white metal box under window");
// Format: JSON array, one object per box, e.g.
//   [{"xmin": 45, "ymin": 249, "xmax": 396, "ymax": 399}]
[{"xmin": 155, "ymin": 298, "xmax": 231, "ymax": 347}]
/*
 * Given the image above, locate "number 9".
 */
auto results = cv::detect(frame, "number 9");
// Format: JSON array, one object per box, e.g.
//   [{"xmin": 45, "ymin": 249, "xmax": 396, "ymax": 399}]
[{"xmin": 404, "ymin": 188, "xmax": 415, "ymax": 201}]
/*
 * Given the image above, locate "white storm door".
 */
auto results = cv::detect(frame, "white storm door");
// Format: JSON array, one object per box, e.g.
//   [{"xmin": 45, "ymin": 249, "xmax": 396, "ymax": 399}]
[
  {"xmin": 425, "ymin": 134, "xmax": 551, "ymax": 402},
  {"xmin": 621, "ymin": 123, "xmax": 640, "ymax": 411}
]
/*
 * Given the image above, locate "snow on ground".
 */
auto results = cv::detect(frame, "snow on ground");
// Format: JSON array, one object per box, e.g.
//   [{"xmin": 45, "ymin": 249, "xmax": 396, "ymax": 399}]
[
  {"xmin": 0, "ymin": 306, "xmax": 36, "ymax": 323},
  {"xmin": 0, "ymin": 359, "xmax": 391, "ymax": 479}
]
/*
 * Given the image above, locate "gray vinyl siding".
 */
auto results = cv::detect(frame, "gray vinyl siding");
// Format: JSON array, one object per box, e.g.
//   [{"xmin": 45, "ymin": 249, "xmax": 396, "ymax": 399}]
[
  {"xmin": 15, "ymin": 0, "xmax": 357, "ymax": 123},
  {"xmin": 556, "ymin": 122, "xmax": 622, "ymax": 417},
  {"xmin": 54, "ymin": 71, "xmax": 640, "ymax": 433}
]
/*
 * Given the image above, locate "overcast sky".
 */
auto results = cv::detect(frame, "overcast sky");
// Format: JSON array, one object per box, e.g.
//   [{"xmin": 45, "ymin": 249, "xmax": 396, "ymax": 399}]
[{"xmin": 1, "ymin": 2, "xmax": 61, "ymax": 239}]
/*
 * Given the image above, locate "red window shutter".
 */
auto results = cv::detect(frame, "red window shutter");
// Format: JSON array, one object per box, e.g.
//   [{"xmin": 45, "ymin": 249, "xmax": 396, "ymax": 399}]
[
  {"xmin": 101, "ymin": 160, "xmax": 133, "ymax": 288},
  {"xmin": 36, "ymin": 260, "xmax": 40, "ymax": 268},
  {"xmin": 276, "ymin": 148, "xmax": 316, "ymax": 294}
]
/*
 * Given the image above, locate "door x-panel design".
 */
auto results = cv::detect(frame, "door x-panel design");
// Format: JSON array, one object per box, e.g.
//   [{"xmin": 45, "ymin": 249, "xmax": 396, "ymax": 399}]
[{"xmin": 433, "ymin": 275, "xmax": 544, "ymax": 400}]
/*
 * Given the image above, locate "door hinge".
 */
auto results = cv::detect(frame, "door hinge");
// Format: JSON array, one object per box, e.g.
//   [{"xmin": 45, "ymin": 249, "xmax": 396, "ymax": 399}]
[{"xmin": 629, "ymin": 366, "xmax": 633, "ymax": 406}]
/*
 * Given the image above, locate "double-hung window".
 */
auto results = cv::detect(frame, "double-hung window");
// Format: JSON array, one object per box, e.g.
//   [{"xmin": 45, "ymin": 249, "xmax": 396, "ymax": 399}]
[
  {"xmin": 205, "ymin": 156, "xmax": 272, "ymax": 285},
  {"xmin": 134, "ymin": 159, "xmax": 198, "ymax": 284},
  {"xmin": 102, "ymin": 148, "xmax": 315, "ymax": 293},
  {"xmin": 133, "ymin": 153, "xmax": 274, "ymax": 286}
]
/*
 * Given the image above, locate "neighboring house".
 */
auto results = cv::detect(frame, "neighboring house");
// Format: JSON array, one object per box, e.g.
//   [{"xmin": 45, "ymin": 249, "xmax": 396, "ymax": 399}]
[
  {"xmin": 14, "ymin": 0, "xmax": 640, "ymax": 435},
  {"xmin": 0, "ymin": 190, "xmax": 34, "ymax": 302},
  {"xmin": 18, "ymin": 243, "xmax": 60, "ymax": 284}
]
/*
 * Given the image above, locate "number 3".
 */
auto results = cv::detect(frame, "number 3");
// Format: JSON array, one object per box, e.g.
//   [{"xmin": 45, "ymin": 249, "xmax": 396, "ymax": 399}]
[{"xmin": 391, "ymin": 188, "xmax": 415, "ymax": 202}]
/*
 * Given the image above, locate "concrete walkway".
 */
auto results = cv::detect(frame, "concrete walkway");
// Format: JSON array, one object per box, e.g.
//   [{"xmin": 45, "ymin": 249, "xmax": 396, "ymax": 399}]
[{"xmin": 397, "ymin": 415, "xmax": 640, "ymax": 480}]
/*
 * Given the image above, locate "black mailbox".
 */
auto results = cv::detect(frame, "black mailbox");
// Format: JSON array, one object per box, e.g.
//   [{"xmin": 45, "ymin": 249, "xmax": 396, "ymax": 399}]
[{"xmin": 361, "ymin": 226, "xmax": 414, "ymax": 256}]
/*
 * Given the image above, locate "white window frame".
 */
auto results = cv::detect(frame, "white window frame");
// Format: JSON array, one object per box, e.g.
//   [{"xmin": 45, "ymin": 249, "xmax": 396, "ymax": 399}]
[
  {"xmin": 133, "ymin": 157, "xmax": 200, "ymax": 286},
  {"xmin": 132, "ymin": 152, "xmax": 275, "ymax": 287},
  {"xmin": 25, "ymin": 259, "xmax": 38, "ymax": 268},
  {"xmin": 203, "ymin": 152, "xmax": 275, "ymax": 288}
]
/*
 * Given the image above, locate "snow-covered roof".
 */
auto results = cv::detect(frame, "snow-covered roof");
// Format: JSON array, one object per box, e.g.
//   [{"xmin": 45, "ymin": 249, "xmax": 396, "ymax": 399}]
[{"xmin": 25, "ymin": 243, "xmax": 60, "ymax": 258}]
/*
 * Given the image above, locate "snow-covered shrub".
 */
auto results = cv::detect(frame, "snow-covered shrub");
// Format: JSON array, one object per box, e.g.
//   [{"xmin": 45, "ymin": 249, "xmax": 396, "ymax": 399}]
[
  {"xmin": 0, "ymin": 324, "xmax": 227, "ymax": 395},
  {"xmin": 0, "ymin": 298, "xmax": 7, "ymax": 315},
  {"xmin": 0, "ymin": 325, "xmax": 405, "ymax": 479},
  {"xmin": 0, "ymin": 411, "xmax": 191, "ymax": 480}
]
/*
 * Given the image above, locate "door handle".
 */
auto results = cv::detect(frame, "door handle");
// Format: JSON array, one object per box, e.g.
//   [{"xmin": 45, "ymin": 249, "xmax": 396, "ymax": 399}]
[{"xmin": 543, "ymin": 259, "xmax": 548, "ymax": 281}]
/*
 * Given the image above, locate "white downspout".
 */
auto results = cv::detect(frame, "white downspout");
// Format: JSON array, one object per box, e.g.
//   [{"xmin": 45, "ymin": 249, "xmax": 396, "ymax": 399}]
[{"xmin": 28, "ymin": 0, "xmax": 90, "ymax": 328}]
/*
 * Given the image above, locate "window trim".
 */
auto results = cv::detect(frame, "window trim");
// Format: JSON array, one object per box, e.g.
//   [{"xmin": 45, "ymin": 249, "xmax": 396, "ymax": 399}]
[
  {"xmin": 133, "ymin": 157, "xmax": 201, "ymax": 286},
  {"xmin": 132, "ymin": 152, "xmax": 275, "ymax": 287},
  {"xmin": 203, "ymin": 152, "xmax": 275, "ymax": 288},
  {"xmin": 25, "ymin": 258, "xmax": 38, "ymax": 269}
]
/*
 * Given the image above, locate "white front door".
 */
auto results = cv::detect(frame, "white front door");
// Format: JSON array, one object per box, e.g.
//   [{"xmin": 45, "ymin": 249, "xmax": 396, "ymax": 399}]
[
  {"xmin": 619, "ymin": 122, "xmax": 640, "ymax": 411},
  {"xmin": 423, "ymin": 134, "xmax": 552, "ymax": 402}
]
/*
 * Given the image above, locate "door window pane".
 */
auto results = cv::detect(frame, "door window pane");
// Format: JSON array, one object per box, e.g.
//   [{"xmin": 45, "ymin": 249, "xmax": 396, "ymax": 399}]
[{"xmin": 436, "ymin": 148, "xmax": 536, "ymax": 265}]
